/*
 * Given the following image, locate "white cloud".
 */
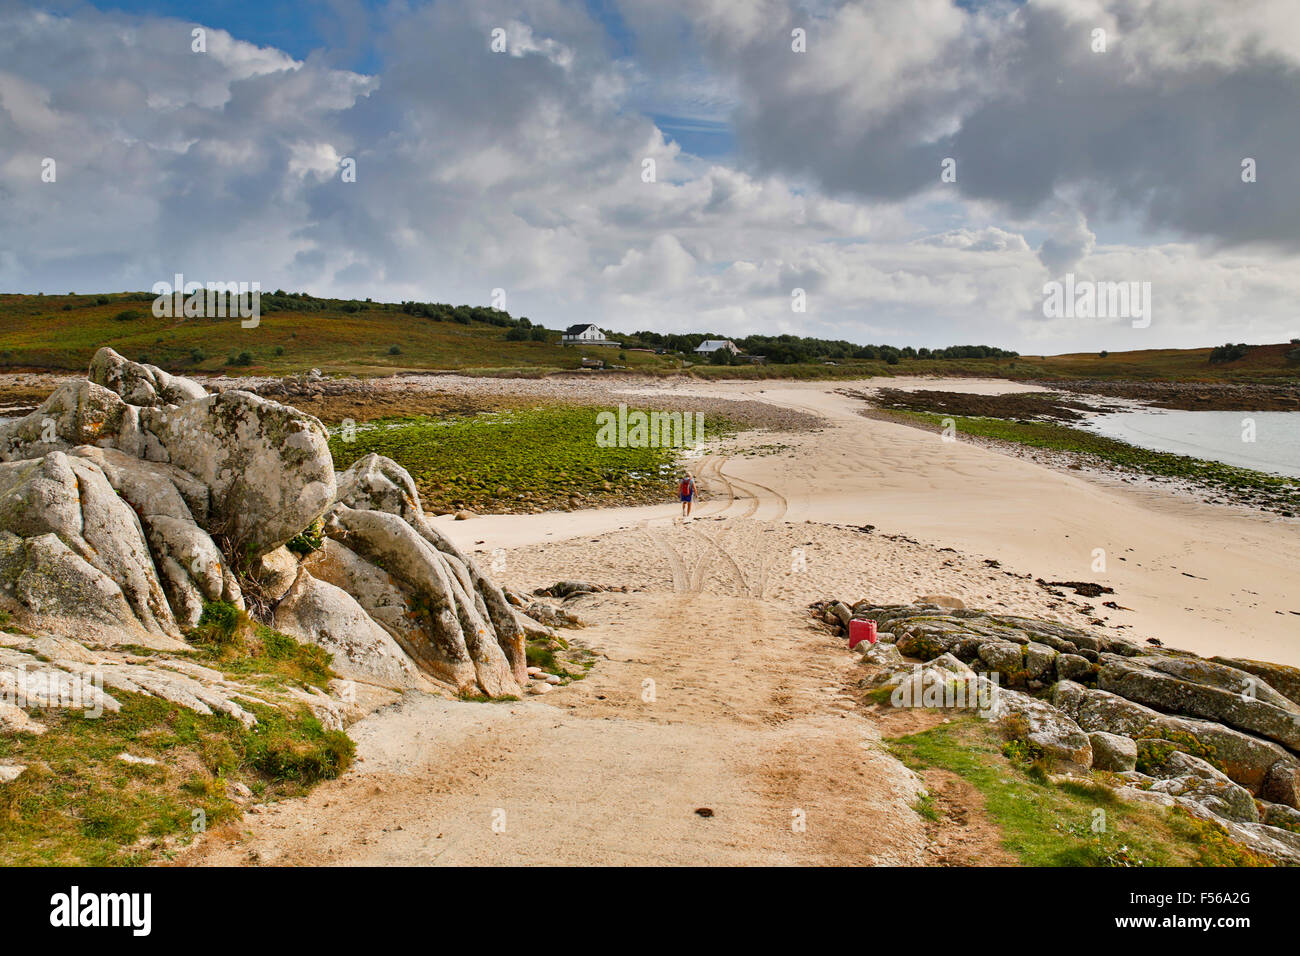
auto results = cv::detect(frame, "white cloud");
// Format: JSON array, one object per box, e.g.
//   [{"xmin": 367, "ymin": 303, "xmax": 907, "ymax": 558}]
[{"xmin": 0, "ymin": 0, "xmax": 1297, "ymax": 352}]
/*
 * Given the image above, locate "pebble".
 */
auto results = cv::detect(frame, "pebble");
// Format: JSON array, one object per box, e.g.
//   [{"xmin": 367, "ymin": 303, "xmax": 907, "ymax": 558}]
[
  {"xmin": 117, "ymin": 753, "xmax": 159, "ymax": 766},
  {"xmin": 0, "ymin": 765, "xmax": 26, "ymax": 783},
  {"xmin": 527, "ymin": 683, "xmax": 552, "ymax": 695}
]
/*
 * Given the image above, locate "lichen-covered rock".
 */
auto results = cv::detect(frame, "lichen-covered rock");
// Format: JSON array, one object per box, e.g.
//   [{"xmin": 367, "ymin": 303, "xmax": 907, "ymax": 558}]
[
  {"xmin": 0, "ymin": 532, "xmax": 183, "ymax": 650},
  {"xmin": 332, "ymin": 454, "xmax": 525, "ymax": 687},
  {"xmin": 1262, "ymin": 759, "xmax": 1300, "ymax": 809},
  {"xmin": 138, "ymin": 391, "xmax": 335, "ymax": 558},
  {"xmin": 0, "ymin": 453, "xmax": 182, "ymax": 646},
  {"xmin": 1057, "ymin": 652, "xmax": 1096, "ymax": 683},
  {"xmin": 1212, "ymin": 657, "xmax": 1300, "ymax": 709},
  {"xmin": 1089, "ymin": 731, "xmax": 1138, "ymax": 772},
  {"xmin": 887, "ymin": 658, "xmax": 993, "ymax": 710},
  {"xmin": 990, "ymin": 688, "xmax": 1092, "ymax": 769},
  {"xmin": 273, "ymin": 570, "xmax": 427, "ymax": 690},
  {"xmin": 1137, "ymin": 655, "xmax": 1298, "ymax": 711},
  {"xmin": 1262, "ymin": 801, "xmax": 1300, "ymax": 832},
  {"xmin": 858, "ymin": 641, "xmax": 904, "ymax": 669},
  {"xmin": 89, "ymin": 347, "xmax": 208, "ymax": 407},
  {"xmin": 1054, "ymin": 680, "xmax": 1298, "ymax": 801},
  {"xmin": 0, "ymin": 381, "xmax": 126, "ymax": 461},
  {"xmin": 324, "ymin": 504, "xmax": 519, "ymax": 698},
  {"xmin": 1139, "ymin": 748, "xmax": 1259, "ymax": 824},
  {"xmin": 251, "ymin": 546, "xmax": 299, "ymax": 603},
  {"xmin": 1099, "ymin": 655, "xmax": 1300, "ymax": 751},
  {"xmin": 1024, "ymin": 642, "xmax": 1056, "ymax": 680},
  {"xmin": 977, "ymin": 639, "xmax": 1025, "ymax": 679}
]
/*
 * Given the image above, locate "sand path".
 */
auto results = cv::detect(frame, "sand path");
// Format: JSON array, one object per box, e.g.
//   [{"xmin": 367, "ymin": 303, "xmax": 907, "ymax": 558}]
[{"xmin": 183, "ymin": 589, "xmax": 925, "ymax": 866}]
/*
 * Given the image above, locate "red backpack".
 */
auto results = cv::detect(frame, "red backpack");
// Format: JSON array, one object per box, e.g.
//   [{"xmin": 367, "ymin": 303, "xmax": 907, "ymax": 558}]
[{"xmin": 679, "ymin": 477, "xmax": 694, "ymax": 497}]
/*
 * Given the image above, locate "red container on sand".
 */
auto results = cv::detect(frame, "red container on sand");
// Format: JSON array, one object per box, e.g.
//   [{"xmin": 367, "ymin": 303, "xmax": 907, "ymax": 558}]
[{"xmin": 849, "ymin": 619, "xmax": 877, "ymax": 649}]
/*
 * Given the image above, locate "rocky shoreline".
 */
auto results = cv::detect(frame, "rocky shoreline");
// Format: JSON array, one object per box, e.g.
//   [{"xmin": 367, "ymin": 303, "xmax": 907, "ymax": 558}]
[
  {"xmin": 1028, "ymin": 378, "xmax": 1300, "ymax": 412},
  {"xmin": 814, "ymin": 598, "xmax": 1300, "ymax": 863}
]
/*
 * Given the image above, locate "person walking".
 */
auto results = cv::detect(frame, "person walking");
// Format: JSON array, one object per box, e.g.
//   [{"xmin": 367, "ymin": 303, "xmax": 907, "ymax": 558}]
[{"xmin": 679, "ymin": 471, "xmax": 697, "ymax": 519}]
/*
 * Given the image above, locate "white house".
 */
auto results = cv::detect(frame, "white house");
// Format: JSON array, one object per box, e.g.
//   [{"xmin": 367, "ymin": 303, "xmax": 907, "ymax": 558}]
[
  {"xmin": 562, "ymin": 323, "xmax": 619, "ymax": 346},
  {"xmin": 694, "ymin": 339, "xmax": 740, "ymax": 356}
]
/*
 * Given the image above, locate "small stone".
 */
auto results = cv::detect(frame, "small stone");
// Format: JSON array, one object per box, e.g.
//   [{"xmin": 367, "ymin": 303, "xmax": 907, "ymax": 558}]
[
  {"xmin": 527, "ymin": 683, "xmax": 552, "ymax": 695},
  {"xmin": 117, "ymin": 753, "xmax": 159, "ymax": 766},
  {"xmin": 0, "ymin": 765, "xmax": 26, "ymax": 784},
  {"xmin": 918, "ymin": 594, "xmax": 965, "ymax": 609}
]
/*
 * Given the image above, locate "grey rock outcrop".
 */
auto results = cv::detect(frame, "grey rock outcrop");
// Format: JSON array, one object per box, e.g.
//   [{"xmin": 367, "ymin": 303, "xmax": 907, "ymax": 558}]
[
  {"xmin": 1088, "ymin": 731, "xmax": 1138, "ymax": 772},
  {"xmin": 0, "ymin": 349, "xmax": 527, "ymax": 700},
  {"xmin": 836, "ymin": 600, "xmax": 1300, "ymax": 859}
]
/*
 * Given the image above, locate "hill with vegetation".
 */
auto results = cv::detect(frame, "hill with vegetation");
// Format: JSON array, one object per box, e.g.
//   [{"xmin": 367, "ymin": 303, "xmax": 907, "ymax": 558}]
[{"xmin": 1, "ymin": 292, "xmax": 1296, "ymax": 384}]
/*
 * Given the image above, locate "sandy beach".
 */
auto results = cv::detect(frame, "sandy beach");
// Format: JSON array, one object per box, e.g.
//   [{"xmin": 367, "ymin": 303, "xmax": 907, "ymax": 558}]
[
  {"xmin": 180, "ymin": 374, "xmax": 1300, "ymax": 867},
  {"xmin": 437, "ymin": 376, "xmax": 1300, "ymax": 667}
]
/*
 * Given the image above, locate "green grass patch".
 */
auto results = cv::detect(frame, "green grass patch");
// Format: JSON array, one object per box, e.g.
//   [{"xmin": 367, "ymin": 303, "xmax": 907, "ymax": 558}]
[
  {"xmin": 189, "ymin": 600, "xmax": 333, "ymax": 690},
  {"xmin": 0, "ymin": 692, "xmax": 352, "ymax": 865},
  {"xmin": 888, "ymin": 719, "xmax": 1272, "ymax": 867},
  {"xmin": 328, "ymin": 406, "xmax": 734, "ymax": 513}
]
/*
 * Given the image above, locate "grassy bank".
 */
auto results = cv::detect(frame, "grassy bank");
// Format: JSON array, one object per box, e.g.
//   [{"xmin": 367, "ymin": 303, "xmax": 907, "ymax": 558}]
[
  {"xmin": 0, "ymin": 602, "xmax": 353, "ymax": 865},
  {"xmin": 889, "ymin": 719, "xmax": 1270, "ymax": 866},
  {"xmin": 875, "ymin": 408, "xmax": 1300, "ymax": 516},
  {"xmin": 327, "ymin": 405, "xmax": 735, "ymax": 514}
]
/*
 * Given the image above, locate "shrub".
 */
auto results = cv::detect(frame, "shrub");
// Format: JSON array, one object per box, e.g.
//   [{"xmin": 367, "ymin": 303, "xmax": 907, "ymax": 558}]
[
  {"xmin": 1209, "ymin": 342, "xmax": 1252, "ymax": 364},
  {"xmin": 95, "ymin": 296, "xmax": 110, "ymax": 305},
  {"xmin": 388, "ymin": 344, "xmax": 402, "ymax": 355},
  {"xmin": 189, "ymin": 348, "xmax": 206, "ymax": 363},
  {"xmin": 286, "ymin": 519, "xmax": 324, "ymax": 556},
  {"xmin": 112, "ymin": 309, "xmax": 142, "ymax": 322},
  {"xmin": 225, "ymin": 351, "xmax": 254, "ymax": 367},
  {"xmin": 192, "ymin": 600, "xmax": 242, "ymax": 647},
  {"xmin": 274, "ymin": 345, "xmax": 285, "ymax": 356}
]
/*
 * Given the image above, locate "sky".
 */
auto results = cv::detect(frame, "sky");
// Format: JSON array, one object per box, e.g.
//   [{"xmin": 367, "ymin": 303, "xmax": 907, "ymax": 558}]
[{"xmin": 2, "ymin": 0, "xmax": 1299, "ymax": 353}]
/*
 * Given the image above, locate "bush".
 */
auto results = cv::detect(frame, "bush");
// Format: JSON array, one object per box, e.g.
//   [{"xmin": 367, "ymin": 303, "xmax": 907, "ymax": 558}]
[
  {"xmin": 112, "ymin": 309, "xmax": 142, "ymax": 322},
  {"xmin": 192, "ymin": 600, "xmax": 242, "ymax": 647},
  {"xmin": 286, "ymin": 519, "xmax": 324, "ymax": 556},
  {"xmin": 1209, "ymin": 342, "xmax": 1251, "ymax": 364},
  {"xmin": 529, "ymin": 327, "xmax": 548, "ymax": 342},
  {"xmin": 388, "ymin": 344, "xmax": 402, "ymax": 355},
  {"xmin": 95, "ymin": 296, "xmax": 110, "ymax": 305},
  {"xmin": 189, "ymin": 348, "xmax": 206, "ymax": 363},
  {"xmin": 225, "ymin": 351, "xmax": 253, "ymax": 367},
  {"xmin": 274, "ymin": 345, "xmax": 285, "ymax": 356}
]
